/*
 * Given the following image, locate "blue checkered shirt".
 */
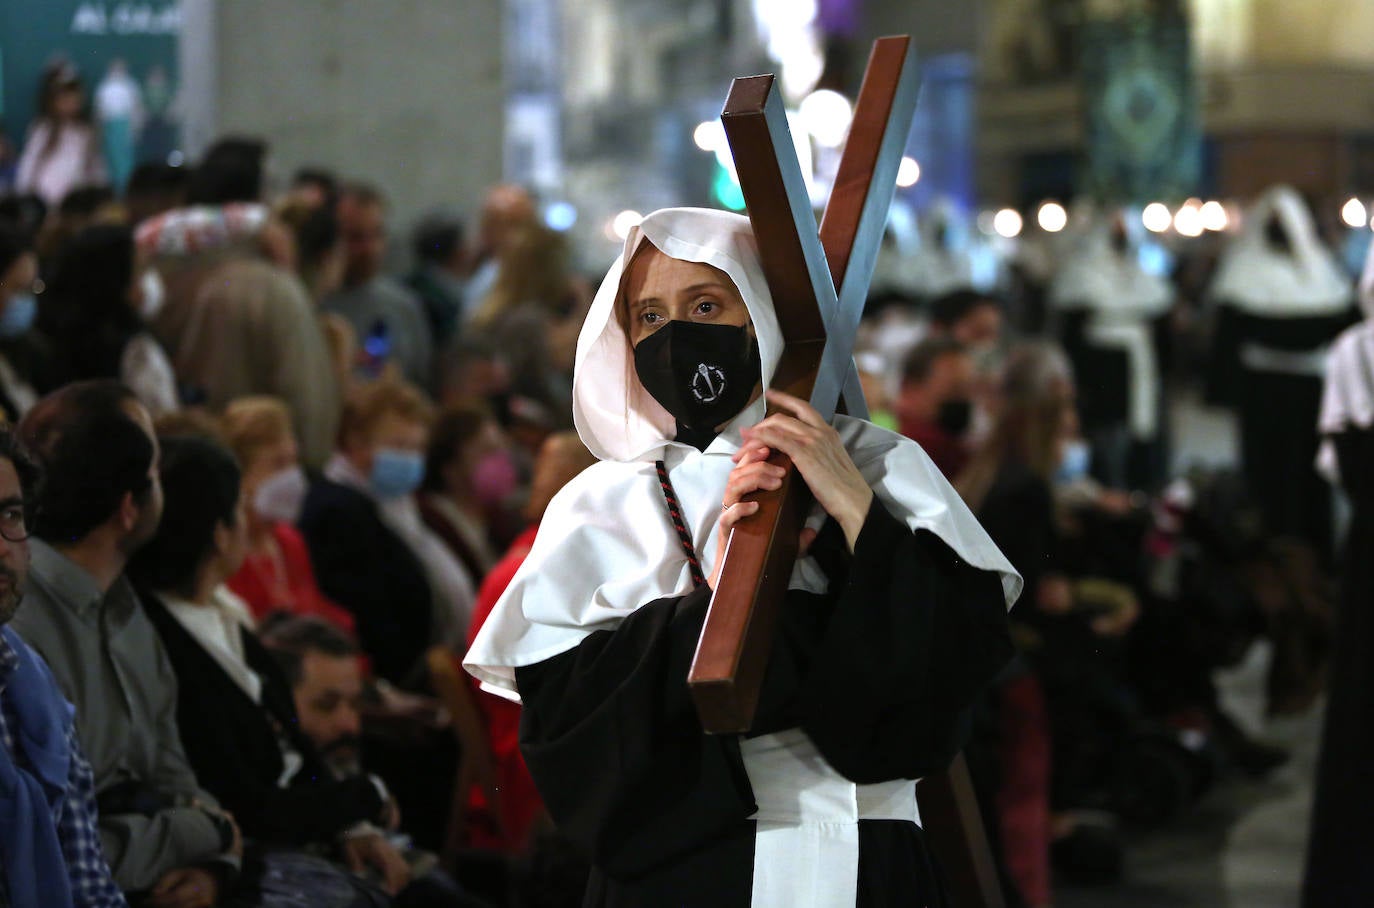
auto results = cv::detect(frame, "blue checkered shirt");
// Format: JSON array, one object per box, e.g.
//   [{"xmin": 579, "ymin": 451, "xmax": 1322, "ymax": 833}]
[{"xmin": 0, "ymin": 632, "xmax": 127, "ymax": 907}]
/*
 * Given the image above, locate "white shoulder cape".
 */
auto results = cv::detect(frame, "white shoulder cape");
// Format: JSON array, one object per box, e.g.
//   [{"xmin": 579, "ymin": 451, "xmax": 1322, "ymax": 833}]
[{"xmin": 464, "ymin": 415, "xmax": 1022, "ymax": 700}]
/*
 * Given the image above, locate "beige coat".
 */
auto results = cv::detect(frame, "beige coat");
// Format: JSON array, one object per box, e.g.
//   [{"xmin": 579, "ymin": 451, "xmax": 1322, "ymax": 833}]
[{"xmin": 178, "ymin": 259, "xmax": 342, "ymax": 466}]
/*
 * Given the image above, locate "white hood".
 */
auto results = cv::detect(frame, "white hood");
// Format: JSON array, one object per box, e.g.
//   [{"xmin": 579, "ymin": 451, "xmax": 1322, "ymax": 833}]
[
  {"xmin": 1048, "ymin": 218, "xmax": 1173, "ymax": 317},
  {"xmin": 1209, "ymin": 185, "xmax": 1352, "ymax": 316},
  {"xmin": 572, "ymin": 208, "xmax": 782, "ymax": 463}
]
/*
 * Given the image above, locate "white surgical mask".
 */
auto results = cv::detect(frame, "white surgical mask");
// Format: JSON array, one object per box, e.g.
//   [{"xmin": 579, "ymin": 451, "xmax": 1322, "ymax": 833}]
[
  {"xmin": 253, "ymin": 465, "xmax": 308, "ymax": 524},
  {"xmin": 139, "ymin": 269, "xmax": 166, "ymax": 321},
  {"xmin": 1057, "ymin": 439, "xmax": 1092, "ymax": 483}
]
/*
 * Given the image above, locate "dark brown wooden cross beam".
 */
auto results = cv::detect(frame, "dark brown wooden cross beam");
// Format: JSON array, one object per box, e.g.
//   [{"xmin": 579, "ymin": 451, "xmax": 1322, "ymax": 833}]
[
  {"xmin": 686, "ymin": 37, "xmax": 920, "ymax": 733},
  {"xmin": 686, "ymin": 36, "xmax": 1008, "ymax": 908}
]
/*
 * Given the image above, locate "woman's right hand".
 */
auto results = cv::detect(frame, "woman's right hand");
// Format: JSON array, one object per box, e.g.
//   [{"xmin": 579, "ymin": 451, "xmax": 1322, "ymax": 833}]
[{"xmin": 707, "ymin": 442, "xmax": 786, "ymax": 590}]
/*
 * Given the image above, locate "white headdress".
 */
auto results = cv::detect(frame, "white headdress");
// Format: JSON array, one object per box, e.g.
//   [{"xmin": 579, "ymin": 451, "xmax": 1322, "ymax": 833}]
[{"xmin": 1209, "ymin": 185, "xmax": 1352, "ymax": 316}]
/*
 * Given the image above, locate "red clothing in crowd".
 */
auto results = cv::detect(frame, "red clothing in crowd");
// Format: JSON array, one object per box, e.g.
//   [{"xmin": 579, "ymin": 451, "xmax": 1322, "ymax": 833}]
[
  {"xmin": 901, "ymin": 417, "xmax": 971, "ymax": 480},
  {"xmin": 464, "ymin": 524, "xmax": 544, "ymax": 853},
  {"xmin": 228, "ymin": 522, "xmax": 357, "ymax": 633}
]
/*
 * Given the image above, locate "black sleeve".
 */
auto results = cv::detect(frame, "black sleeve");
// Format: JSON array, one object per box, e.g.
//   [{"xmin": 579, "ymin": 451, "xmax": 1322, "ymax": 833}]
[
  {"xmin": 976, "ymin": 472, "xmax": 1057, "ymax": 598},
  {"xmin": 514, "ymin": 588, "xmax": 755, "ymax": 878},
  {"xmin": 793, "ymin": 499, "xmax": 1016, "ymax": 784}
]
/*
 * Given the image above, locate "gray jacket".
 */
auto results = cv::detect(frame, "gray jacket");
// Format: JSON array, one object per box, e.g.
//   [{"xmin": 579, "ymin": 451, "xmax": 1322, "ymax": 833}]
[{"xmin": 12, "ymin": 540, "xmax": 231, "ymax": 892}]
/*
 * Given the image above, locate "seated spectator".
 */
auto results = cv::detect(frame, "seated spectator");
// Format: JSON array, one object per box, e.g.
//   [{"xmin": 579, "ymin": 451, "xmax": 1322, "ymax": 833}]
[
  {"xmin": 275, "ymin": 196, "xmax": 346, "ymax": 304},
  {"xmin": 0, "ymin": 425, "xmax": 127, "ymax": 907},
  {"xmin": 13, "ymin": 381, "xmax": 241, "ymax": 902},
  {"xmin": 122, "ymin": 162, "xmax": 188, "ymax": 227},
  {"xmin": 127, "ymin": 436, "xmax": 426, "ymax": 901},
  {"xmin": 418, "ymin": 405, "xmax": 515, "ymax": 583},
  {"xmin": 40, "ymin": 223, "xmax": 179, "ymax": 417},
  {"xmin": 0, "ymin": 193, "xmax": 49, "ymax": 244},
  {"xmin": 464, "ymin": 430, "xmax": 595, "ymax": 854},
  {"xmin": 259, "ymin": 616, "xmax": 370, "ymax": 778},
  {"xmin": 135, "ymin": 137, "xmax": 343, "ymax": 465},
  {"xmin": 37, "ymin": 186, "xmax": 121, "ymax": 275},
  {"xmin": 462, "ymin": 185, "xmax": 536, "ymax": 328},
  {"xmin": 176, "ymin": 252, "xmax": 343, "ymax": 468},
  {"xmin": 895, "ymin": 336, "xmax": 976, "ymax": 479},
  {"xmin": 261, "ymin": 615, "xmax": 479, "ymax": 907},
  {"xmin": 407, "ymin": 210, "xmax": 468, "ymax": 349},
  {"xmin": 324, "ymin": 184, "xmax": 433, "ymax": 388},
  {"xmin": 469, "ymin": 223, "xmax": 586, "ymax": 422},
  {"xmin": 221, "ymin": 396, "xmax": 355, "ymax": 630},
  {"xmin": 959, "ymin": 343, "xmax": 1139, "ymax": 904},
  {"xmin": 274, "ymin": 197, "xmax": 358, "ymax": 398},
  {"xmin": 0, "ymin": 222, "xmax": 50, "ymax": 420},
  {"xmin": 299, "ymin": 379, "xmax": 474, "ymax": 687},
  {"xmin": 258, "ymin": 615, "xmax": 458, "ymax": 863},
  {"xmin": 290, "ymin": 166, "xmax": 339, "ymax": 209},
  {"xmin": 928, "ymin": 287, "xmax": 1005, "ymax": 353}
]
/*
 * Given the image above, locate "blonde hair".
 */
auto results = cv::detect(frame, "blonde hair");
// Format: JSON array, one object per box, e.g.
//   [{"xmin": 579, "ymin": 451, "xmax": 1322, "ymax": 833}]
[
  {"xmin": 153, "ymin": 407, "xmax": 228, "ymax": 445},
  {"xmin": 222, "ymin": 396, "xmax": 294, "ymax": 467},
  {"xmin": 956, "ymin": 342, "xmax": 1073, "ymax": 511},
  {"xmin": 473, "ymin": 224, "xmax": 572, "ymax": 328},
  {"xmin": 338, "ymin": 378, "xmax": 435, "ymax": 448}
]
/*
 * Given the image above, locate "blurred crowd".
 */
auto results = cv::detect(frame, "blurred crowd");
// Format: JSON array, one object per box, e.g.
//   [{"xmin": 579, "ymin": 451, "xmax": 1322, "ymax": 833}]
[{"xmin": 0, "ymin": 59, "xmax": 1367, "ymax": 908}]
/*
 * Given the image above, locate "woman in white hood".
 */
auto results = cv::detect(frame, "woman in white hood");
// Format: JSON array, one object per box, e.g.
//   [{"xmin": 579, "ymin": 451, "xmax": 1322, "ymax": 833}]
[
  {"xmin": 1206, "ymin": 185, "xmax": 1356, "ymax": 558},
  {"xmin": 1303, "ymin": 241, "xmax": 1374, "ymax": 906},
  {"xmin": 465, "ymin": 208, "xmax": 1020, "ymax": 906},
  {"xmin": 1049, "ymin": 211, "xmax": 1174, "ymax": 489}
]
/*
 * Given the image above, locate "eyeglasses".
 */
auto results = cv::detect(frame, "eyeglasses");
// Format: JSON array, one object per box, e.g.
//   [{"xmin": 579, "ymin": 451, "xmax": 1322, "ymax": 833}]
[{"xmin": 0, "ymin": 504, "xmax": 30, "ymax": 543}]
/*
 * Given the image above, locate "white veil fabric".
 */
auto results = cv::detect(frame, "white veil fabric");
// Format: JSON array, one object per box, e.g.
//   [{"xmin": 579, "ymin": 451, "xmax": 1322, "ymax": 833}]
[
  {"xmin": 1317, "ymin": 240, "xmax": 1374, "ymax": 480},
  {"xmin": 464, "ymin": 207, "xmax": 1021, "ymax": 700},
  {"xmin": 1209, "ymin": 185, "xmax": 1352, "ymax": 317}
]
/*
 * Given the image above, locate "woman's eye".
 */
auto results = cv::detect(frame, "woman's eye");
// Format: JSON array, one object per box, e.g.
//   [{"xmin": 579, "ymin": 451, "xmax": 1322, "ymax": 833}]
[
  {"xmin": 640, "ymin": 311, "xmax": 663, "ymax": 325},
  {"xmin": 694, "ymin": 299, "xmax": 717, "ymax": 316}
]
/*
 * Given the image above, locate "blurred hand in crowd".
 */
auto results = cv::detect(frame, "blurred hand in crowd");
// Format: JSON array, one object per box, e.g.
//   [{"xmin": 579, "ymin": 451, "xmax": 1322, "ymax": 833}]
[
  {"xmin": 146, "ymin": 866, "xmax": 219, "ymax": 908},
  {"xmin": 342, "ymin": 833, "xmax": 411, "ymax": 895}
]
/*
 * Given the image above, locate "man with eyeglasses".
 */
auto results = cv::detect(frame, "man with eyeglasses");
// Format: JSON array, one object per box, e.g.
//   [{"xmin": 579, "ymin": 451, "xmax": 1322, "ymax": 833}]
[
  {"xmin": 13, "ymin": 381, "xmax": 241, "ymax": 908},
  {"xmin": 0, "ymin": 424, "xmax": 128, "ymax": 906}
]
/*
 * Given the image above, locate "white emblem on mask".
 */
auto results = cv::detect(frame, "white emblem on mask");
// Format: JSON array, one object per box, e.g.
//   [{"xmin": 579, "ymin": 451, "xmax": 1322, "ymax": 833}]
[{"xmin": 691, "ymin": 362, "xmax": 727, "ymax": 403}]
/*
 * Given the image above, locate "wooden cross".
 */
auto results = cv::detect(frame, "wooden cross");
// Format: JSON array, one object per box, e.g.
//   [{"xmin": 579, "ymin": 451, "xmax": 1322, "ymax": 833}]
[{"xmin": 686, "ymin": 36, "xmax": 1007, "ymax": 908}]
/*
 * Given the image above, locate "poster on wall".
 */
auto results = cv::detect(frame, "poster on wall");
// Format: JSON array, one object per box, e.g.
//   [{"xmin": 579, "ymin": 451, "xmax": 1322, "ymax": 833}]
[
  {"xmin": 0, "ymin": 0, "xmax": 181, "ymax": 192},
  {"xmin": 1081, "ymin": 10, "xmax": 1201, "ymax": 204}
]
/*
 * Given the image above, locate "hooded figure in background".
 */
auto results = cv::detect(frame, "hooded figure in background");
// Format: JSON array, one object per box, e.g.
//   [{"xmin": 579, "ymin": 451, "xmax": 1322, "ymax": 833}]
[
  {"xmin": 876, "ymin": 199, "xmax": 978, "ymax": 304},
  {"xmin": 1303, "ymin": 241, "xmax": 1374, "ymax": 908},
  {"xmin": 1049, "ymin": 211, "xmax": 1174, "ymax": 490},
  {"xmin": 1206, "ymin": 185, "xmax": 1356, "ymax": 559},
  {"xmin": 465, "ymin": 208, "xmax": 1020, "ymax": 907}
]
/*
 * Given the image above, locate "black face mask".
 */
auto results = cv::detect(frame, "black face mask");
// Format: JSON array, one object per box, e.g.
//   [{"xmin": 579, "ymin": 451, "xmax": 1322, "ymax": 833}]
[
  {"xmin": 936, "ymin": 398, "xmax": 973, "ymax": 436},
  {"xmin": 633, "ymin": 320, "xmax": 761, "ymax": 434}
]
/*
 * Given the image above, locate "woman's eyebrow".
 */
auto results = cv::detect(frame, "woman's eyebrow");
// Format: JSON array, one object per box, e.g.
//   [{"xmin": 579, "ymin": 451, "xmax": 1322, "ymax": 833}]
[{"xmin": 680, "ymin": 282, "xmax": 730, "ymax": 296}]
